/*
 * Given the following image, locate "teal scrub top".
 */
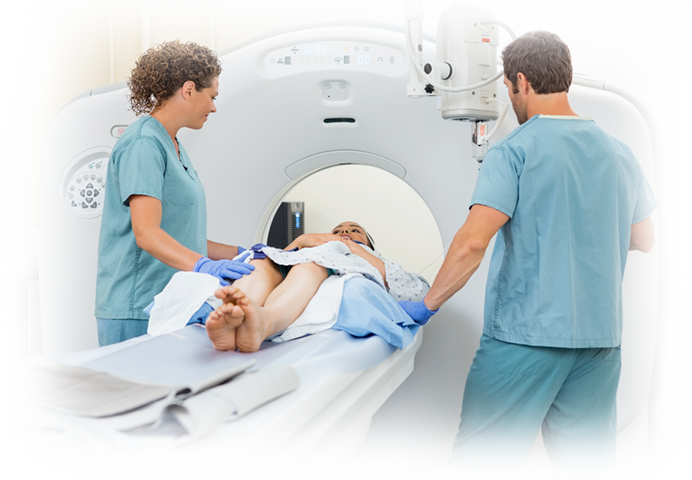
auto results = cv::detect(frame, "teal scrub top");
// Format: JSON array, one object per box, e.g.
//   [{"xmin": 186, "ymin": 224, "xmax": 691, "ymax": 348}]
[
  {"xmin": 95, "ymin": 116, "xmax": 207, "ymax": 320},
  {"xmin": 471, "ymin": 115, "xmax": 656, "ymax": 348}
]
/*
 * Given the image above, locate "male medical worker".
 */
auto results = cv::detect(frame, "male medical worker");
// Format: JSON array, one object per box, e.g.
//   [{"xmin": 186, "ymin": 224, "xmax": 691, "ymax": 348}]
[{"xmin": 400, "ymin": 31, "xmax": 656, "ymax": 474}]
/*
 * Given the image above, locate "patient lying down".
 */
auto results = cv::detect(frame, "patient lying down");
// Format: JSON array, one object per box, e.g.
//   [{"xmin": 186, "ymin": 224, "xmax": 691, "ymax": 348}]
[{"xmin": 205, "ymin": 221, "xmax": 428, "ymax": 352}]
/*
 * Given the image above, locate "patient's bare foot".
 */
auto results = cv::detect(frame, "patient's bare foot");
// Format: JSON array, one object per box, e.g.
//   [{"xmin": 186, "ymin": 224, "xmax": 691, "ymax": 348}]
[
  {"xmin": 232, "ymin": 289, "xmax": 271, "ymax": 353},
  {"xmin": 206, "ymin": 286, "xmax": 246, "ymax": 351}
]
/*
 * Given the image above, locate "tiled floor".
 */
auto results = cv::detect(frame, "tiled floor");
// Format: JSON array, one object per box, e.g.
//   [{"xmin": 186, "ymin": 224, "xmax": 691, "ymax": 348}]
[{"xmin": 656, "ymin": 423, "xmax": 692, "ymax": 480}]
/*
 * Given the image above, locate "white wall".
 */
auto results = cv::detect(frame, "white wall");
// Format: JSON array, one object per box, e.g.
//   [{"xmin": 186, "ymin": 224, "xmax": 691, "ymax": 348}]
[
  {"xmin": 1, "ymin": 0, "xmax": 689, "ymax": 474},
  {"xmin": 2, "ymin": 2, "xmax": 114, "ymax": 359}
]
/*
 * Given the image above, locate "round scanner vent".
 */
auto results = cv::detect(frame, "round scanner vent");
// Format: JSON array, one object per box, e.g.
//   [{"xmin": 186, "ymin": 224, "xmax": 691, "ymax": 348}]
[{"xmin": 59, "ymin": 147, "xmax": 111, "ymax": 219}]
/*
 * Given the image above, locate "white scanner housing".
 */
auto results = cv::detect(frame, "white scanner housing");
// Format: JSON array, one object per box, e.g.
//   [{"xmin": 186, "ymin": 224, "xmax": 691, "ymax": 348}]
[{"xmin": 39, "ymin": 22, "xmax": 658, "ymax": 444}]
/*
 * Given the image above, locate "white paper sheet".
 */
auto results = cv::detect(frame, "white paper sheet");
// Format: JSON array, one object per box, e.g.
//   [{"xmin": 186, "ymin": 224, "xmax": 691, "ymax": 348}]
[{"xmin": 147, "ymin": 272, "xmax": 222, "ymax": 336}]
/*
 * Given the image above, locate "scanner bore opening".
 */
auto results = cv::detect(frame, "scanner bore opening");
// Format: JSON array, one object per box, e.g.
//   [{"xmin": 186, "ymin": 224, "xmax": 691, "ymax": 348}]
[{"xmin": 262, "ymin": 164, "xmax": 444, "ymax": 281}]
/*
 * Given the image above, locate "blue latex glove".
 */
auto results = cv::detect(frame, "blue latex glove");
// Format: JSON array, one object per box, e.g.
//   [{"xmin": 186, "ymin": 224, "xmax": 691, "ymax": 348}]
[
  {"xmin": 398, "ymin": 299, "xmax": 438, "ymax": 325},
  {"xmin": 193, "ymin": 256, "xmax": 255, "ymax": 286}
]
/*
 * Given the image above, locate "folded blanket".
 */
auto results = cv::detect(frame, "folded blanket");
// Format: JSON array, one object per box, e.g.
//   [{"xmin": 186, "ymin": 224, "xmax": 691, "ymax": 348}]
[{"xmin": 333, "ymin": 276, "xmax": 422, "ymax": 349}]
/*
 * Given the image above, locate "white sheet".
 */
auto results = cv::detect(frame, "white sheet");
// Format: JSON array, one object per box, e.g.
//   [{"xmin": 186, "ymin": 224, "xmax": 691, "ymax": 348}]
[
  {"xmin": 146, "ymin": 272, "xmax": 222, "ymax": 336},
  {"xmin": 269, "ymin": 273, "xmax": 359, "ymax": 342},
  {"xmin": 146, "ymin": 271, "xmax": 362, "ymax": 342}
]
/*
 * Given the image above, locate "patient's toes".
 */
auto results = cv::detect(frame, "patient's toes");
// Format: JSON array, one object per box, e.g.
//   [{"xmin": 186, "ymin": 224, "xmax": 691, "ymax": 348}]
[
  {"xmin": 221, "ymin": 304, "xmax": 245, "ymax": 323},
  {"xmin": 214, "ymin": 286, "xmax": 233, "ymax": 302},
  {"xmin": 232, "ymin": 289, "xmax": 249, "ymax": 305}
]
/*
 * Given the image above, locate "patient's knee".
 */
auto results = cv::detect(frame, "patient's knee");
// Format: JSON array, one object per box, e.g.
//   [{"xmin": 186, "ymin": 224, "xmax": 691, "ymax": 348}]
[
  {"xmin": 239, "ymin": 258, "xmax": 282, "ymax": 286},
  {"xmin": 250, "ymin": 258, "xmax": 281, "ymax": 273},
  {"xmin": 291, "ymin": 262, "xmax": 329, "ymax": 280}
]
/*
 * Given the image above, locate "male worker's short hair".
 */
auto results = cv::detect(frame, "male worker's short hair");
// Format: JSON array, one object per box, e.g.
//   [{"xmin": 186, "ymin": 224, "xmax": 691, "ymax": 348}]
[{"xmin": 502, "ymin": 31, "xmax": 572, "ymax": 95}]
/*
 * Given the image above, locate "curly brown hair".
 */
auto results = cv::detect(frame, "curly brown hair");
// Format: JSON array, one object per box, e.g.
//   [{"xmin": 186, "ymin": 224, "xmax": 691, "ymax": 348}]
[
  {"xmin": 128, "ymin": 40, "xmax": 222, "ymax": 116},
  {"xmin": 502, "ymin": 31, "xmax": 572, "ymax": 95}
]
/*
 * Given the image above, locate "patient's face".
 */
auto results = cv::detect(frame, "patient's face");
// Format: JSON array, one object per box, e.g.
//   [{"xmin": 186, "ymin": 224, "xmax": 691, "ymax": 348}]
[{"xmin": 332, "ymin": 221, "xmax": 371, "ymax": 248}]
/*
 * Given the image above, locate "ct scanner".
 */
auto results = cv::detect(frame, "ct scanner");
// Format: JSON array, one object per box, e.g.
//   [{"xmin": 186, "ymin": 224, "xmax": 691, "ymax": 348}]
[{"xmin": 35, "ymin": 13, "xmax": 659, "ymax": 470}]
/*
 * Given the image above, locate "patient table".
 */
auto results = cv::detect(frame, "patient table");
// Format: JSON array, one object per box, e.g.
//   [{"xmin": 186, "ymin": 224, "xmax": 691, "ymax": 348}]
[{"xmin": 0, "ymin": 326, "xmax": 422, "ymax": 480}]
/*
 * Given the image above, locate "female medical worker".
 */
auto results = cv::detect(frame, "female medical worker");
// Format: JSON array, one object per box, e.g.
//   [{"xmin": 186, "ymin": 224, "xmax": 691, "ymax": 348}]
[{"xmin": 95, "ymin": 40, "xmax": 254, "ymax": 346}]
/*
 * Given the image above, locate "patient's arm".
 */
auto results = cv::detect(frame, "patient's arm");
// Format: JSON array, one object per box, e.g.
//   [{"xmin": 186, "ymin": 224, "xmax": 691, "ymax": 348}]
[
  {"xmin": 380, "ymin": 258, "xmax": 429, "ymax": 302},
  {"xmin": 284, "ymin": 233, "xmax": 346, "ymax": 251},
  {"xmin": 286, "ymin": 233, "xmax": 388, "ymax": 287},
  {"xmin": 341, "ymin": 239, "xmax": 387, "ymax": 288}
]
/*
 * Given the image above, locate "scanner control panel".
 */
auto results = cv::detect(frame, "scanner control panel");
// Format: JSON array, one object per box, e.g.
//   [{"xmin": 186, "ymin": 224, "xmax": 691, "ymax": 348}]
[
  {"xmin": 64, "ymin": 159, "xmax": 107, "ymax": 212},
  {"xmin": 59, "ymin": 148, "xmax": 111, "ymax": 219}
]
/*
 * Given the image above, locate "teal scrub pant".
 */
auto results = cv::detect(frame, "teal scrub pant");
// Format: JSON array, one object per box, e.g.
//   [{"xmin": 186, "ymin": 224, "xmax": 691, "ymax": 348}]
[
  {"xmin": 450, "ymin": 334, "xmax": 621, "ymax": 476},
  {"xmin": 97, "ymin": 318, "xmax": 148, "ymax": 346}
]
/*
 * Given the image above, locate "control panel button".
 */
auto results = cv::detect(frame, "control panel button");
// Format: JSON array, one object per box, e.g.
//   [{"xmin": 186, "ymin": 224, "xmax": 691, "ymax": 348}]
[{"xmin": 60, "ymin": 148, "xmax": 111, "ymax": 219}]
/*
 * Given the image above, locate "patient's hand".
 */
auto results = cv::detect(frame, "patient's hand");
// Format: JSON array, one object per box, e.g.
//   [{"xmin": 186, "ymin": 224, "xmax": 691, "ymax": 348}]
[{"xmin": 285, "ymin": 233, "xmax": 346, "ymax": 251}]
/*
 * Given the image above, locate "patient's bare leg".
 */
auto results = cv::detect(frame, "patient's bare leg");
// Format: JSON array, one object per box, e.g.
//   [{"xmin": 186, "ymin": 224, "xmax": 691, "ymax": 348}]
[
  {"xmin": 214, "ymin": 263, "xmax": 329, "ymax": 352},
  {"xmin": 227, "ymin": 258, "xmax": 283, "ymax": 307},
  {"xmin": 205, "ymin": 258, "xmax": 282, "ymax": 351}
]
